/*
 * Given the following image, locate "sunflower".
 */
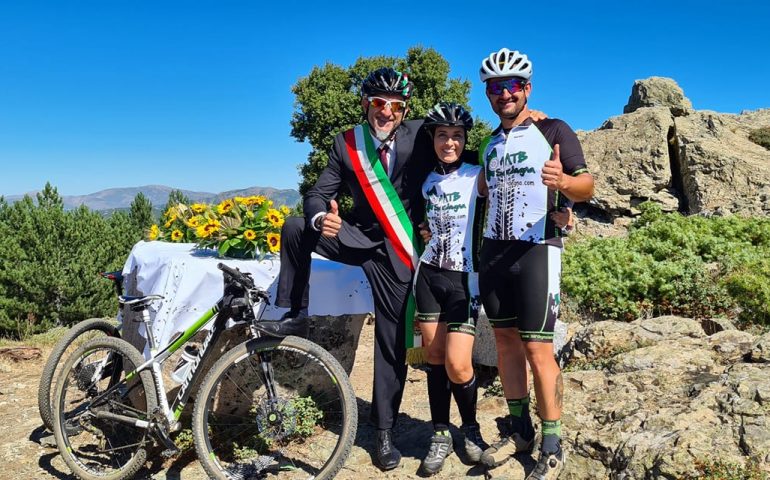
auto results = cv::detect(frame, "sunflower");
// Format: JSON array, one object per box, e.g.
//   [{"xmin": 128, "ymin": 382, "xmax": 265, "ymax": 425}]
[
  {"xmin": 163, "ymin": 207, "xmax": 175, "ymax": 219},
  {"xmin": 171, "ymin": 230, "xmax": 184, "ymax": 242},
  {"xmin": 191, "ymin": 203, "xmax": 207, "ymax": 214},
  {"xmin": 164, "ymin": 215, "xmax": 177, "ymax": 228},
  {"xmin": 267, "ymin": 208, "xmax": 284, "ymax": 228},
  {"xmin": 147, "ymin": 224, "xmax": 160, "ymax": 240},
  {"xmin": 267, "ymin": 232, "xmax": 281, "ymax": 253},
  {"xmin": 196, "ymin": 219, "xmax": 221, "ymax": 238},
  {"xmin": 254, "ymin": 195, "xmax": 267, "ymax": 206},
  {"xmin": 186, "ymin": 216, "xmax": 203, "ymax": 228},
  {"xmin": 279, "ymin": 205, "xmax": 291, "ymax": 215},
  {"xmin": 243, "ymin": 229, "xmax": 257, "ymax": 241},
  {"xmin": 217, "ymin": 199, "xmax": 235, "ymax": 214}
]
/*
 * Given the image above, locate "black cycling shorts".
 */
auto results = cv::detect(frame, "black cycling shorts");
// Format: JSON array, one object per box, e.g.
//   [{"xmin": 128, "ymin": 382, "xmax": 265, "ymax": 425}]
[
  {"xmin": 414, "ymin": 262, "xmax": 479, "ymax": 335},
  {"xmin": 478, "ymin": 239, "xmax": 561, "ymax": 342}
]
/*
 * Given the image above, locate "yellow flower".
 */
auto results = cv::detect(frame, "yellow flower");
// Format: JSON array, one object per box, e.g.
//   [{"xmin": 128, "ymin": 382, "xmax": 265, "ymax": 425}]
[
  {"xmin": 147, "ymin": 224, "xmax": 160, "ymax": 240},
  {"xmin": 217, "ymin": 199, "xmax": 235, "ymax": 214},
  {"xmin": 164, "ymin": 215, "xmax": 177, "ymax": 228},
  {"xmin": 280, "ymin": 205, "xmax": 291, "ymax": 215},
  {"xmin": 191, "ymin": 203, "xmax": 207, "ymax": 214},
  {"xmin": 171, "ymin": 230, "xmax": 184, "ymax": 242},
  {"xmin": 246, "ymin": 210, "xmax": 255, "ymax": 218},
  {"xmin": 267, "ymin": 208, "xmax": 284, "ymax": 228},
  {"xmin": 254, "ymin": 195, "xmax": 267, "ymax": 205},
  {"xmin": 268, "ymin": 200, "xmax": 274, "ymax": 206},
  {"xmin": 267, "ymin": 232, "xmax": 281, "ymax": 253},
  {"xmin": 163, "ymin": 207, "xmax": 175, "ymax": 219},
  {"xmin": 243, "ymin": 229, "xmax": 257, "ymax": 241},
  {"xmin": 196, "ymin": 219, "xmax": 221, "ymax": 238},
  {"xmin": 186, "ymin": 216, "xmax": 203, "ymax": 228}
]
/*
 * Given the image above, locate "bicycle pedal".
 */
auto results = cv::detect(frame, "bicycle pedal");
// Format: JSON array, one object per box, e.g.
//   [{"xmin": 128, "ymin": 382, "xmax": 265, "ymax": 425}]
[{"xmin": 161, "ymin": 447, "xmax": 180, "ymax": 458}]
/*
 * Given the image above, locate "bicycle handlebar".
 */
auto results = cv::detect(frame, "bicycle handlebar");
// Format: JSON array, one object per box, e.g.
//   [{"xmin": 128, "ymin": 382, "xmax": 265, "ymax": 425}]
[{"xmin": 217, "ymin": 263, "xmax": 255, "ymax": 289}]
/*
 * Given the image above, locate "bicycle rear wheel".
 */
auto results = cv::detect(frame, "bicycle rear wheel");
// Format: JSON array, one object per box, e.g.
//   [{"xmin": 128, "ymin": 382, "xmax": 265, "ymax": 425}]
[
  {"xmin": 38, "ymin": 318, "xmax": 120, "ymax": 431},
  {"xmin": 193, "ymin": 336, "xmax": 358, "ymax": 480},
  {"xmin": 52, "ymin": 336, "xmax": 158, "ymax": 480}
]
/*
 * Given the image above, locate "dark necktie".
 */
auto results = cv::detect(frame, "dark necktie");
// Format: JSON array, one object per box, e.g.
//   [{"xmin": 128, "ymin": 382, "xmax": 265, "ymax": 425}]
[{"xmin": 378, "ymin": 144, "xmax": 390, "ymax": 176}]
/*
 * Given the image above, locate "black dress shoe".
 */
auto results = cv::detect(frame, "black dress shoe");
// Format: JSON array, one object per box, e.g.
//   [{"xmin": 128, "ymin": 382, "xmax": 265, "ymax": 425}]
[
  {"xmin": 374, "ymin": 429, "xmax": 401, "ymax": 471},
  {"xmin": 255, "ymin": 310, "xmax": 310, "ymax": 338}
]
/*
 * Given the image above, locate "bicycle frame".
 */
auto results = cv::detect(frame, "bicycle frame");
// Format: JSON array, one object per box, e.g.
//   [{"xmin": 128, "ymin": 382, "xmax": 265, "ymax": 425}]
[{"xmin": 84, "ymin": 286, "xmax": 267, "ymax": 433}]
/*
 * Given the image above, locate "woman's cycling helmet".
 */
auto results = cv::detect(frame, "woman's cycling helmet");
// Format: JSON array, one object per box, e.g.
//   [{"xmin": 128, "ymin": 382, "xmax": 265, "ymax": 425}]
[
  {"xmin": 423, "ymin": 102, "xmax": 474, "ymax": 132},
  {"xmin": 362, "ymin": 67, "xmax": 413, "ymax": 99},
  {"xmin": 479, "ymin": 48, "xmax": 533, "ymax": 82}
]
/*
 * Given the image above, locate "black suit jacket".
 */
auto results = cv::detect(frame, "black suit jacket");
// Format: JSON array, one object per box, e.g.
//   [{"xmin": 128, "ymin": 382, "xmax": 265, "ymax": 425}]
[{"xmin": 304, "ymin": 119, "xmax": 433, "ymax": 281}]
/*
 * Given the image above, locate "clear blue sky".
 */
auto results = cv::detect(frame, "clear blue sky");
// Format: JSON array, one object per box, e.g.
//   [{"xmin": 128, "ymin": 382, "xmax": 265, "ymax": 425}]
[{"xmin": 2, "ymin": 1, "xmax": 768, "ymax": 197}]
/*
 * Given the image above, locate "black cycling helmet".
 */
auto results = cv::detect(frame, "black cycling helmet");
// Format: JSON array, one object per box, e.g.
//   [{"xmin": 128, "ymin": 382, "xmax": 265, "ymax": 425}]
[
  {"xmin": 423, "ymin": 102, "xmax": 474, "ymax": 132},
  {"xmin": 362, "ymin": 67, "xmax": 413, "ymax": 99}
]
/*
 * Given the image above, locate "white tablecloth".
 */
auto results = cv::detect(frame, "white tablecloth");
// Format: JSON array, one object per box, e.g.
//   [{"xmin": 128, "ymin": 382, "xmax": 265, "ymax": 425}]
[{"xmin": 121, "ymin": 241, "xmax": 373, "ymax": 352}]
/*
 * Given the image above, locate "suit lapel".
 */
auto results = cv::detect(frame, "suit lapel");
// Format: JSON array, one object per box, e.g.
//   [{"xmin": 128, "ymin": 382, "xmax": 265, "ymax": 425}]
[{"xmin": 391, "ymin": 122, "xmax": 413, "ymax": 184}]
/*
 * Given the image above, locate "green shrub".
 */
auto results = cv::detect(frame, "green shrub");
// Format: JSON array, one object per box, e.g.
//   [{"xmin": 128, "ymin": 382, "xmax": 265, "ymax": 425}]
[
  {"xmin": 563, "ymin": 202, "xmax": 770, "ymax": 325},
  {"xmin": 690, "ymin": 457, "xmax": 769, "ymax": 480},
  {"xmin": 748, "ymin": 126, "xmax": 770, "ymax": 150},
  {"xmin": 0, "ymin": 184, "xmax": 141, "ymax": 338}
]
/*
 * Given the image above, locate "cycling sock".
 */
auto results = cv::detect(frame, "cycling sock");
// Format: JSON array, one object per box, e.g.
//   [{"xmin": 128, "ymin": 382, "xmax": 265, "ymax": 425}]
[
  {"xmin": 450, "ymin": 375, "xmax": 478, "ymax": 427},
  {"xmin": 541, "ymin": 419, "xmax": 562, "ymax": 454},
  {"xmin": 426, "ymin": 363, "xmax": 451, "ymax": 431},
  {"xmin": 506, "ymin": 396, "xmax": 534, "ymax": 440}
]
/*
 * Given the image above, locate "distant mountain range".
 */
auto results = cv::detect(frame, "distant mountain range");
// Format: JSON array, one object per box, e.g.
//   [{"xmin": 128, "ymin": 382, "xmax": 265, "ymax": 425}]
[{"xmin": 3, "ymin": 185, "xmax": 301, "ymax": 212}]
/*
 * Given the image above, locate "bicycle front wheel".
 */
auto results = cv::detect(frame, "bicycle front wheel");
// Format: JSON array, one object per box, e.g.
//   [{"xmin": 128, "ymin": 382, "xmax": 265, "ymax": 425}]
[
  {"xmin": 193, "ymin": 336, "xmax": 358, "ymax": 480},
  {"xmin": 52, "ymin": 336, "xmax": 158, "ymax": 480},
  {"xmin": 38, "ymin": 318, "xmax": 120, "ymax": 431}
]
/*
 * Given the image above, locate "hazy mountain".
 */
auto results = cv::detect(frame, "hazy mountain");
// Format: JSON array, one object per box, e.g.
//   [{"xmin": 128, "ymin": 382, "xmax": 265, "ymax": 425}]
[{"xmin": 3, "ymin": 185, "xmax": 301, "ymax": 212}]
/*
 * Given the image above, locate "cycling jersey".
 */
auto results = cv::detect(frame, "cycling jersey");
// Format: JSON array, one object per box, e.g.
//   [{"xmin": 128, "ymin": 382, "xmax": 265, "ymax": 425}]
[
  {"xmin": 420, "ymin": 162, "xmax": 485, "ymax": 272},
  {"xmin": 479, "ymin": 118, "xmax": 588, "ymax": 247}
]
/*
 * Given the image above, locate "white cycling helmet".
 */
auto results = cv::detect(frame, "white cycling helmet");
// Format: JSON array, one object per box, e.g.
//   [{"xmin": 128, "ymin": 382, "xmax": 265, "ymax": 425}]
[{"xmin": 479, "ymin": 48, "xmax": 533, "ymax": 82}]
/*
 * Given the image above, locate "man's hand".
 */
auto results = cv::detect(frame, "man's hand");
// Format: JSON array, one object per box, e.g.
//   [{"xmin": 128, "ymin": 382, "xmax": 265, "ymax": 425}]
[
  {"xmin": 541, "ymin": 144, "xmax": 566, "ymax": 191},
  {"xmin": 550, "ymin": 207, "xmax": 575, "ymax": 232},
  {"xmin": 418, "ymin": 222, "xmax": 432, "ymax": 243},
  {"xmin": 528, "ymin": 109, "xmax": 548, "ymax": 121},
  {"xmin": 321, "ymin": 200, "xmax": 342, "ymax": 238}
]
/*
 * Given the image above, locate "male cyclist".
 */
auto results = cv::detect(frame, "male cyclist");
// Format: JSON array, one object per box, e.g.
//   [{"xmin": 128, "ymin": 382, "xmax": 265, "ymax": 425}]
[
  {"xmin": 263, "ymin": 67, "xmax": 433, "ymax": 471},
  {"xmin": 476, "ymin": 48, "xmax": 594, "ymax": 480}
]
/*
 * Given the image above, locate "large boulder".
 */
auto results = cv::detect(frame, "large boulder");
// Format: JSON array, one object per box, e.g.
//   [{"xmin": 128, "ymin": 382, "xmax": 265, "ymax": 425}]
[{"xmin": 623, "ymin": 77, "xmax": 693, "ymax": 117}]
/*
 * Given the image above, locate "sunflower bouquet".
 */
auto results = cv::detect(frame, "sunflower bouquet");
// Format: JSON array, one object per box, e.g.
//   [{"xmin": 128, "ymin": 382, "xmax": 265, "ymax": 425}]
[{"xmin": 146, "ymin": 196, "xmax": 290, "ymax": 259}]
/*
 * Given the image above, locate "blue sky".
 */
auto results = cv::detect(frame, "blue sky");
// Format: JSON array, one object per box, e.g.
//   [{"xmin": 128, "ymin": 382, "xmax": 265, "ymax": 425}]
[{"xmin": 1, "ymin": 1, "xmax": 768, "ymax": 197}]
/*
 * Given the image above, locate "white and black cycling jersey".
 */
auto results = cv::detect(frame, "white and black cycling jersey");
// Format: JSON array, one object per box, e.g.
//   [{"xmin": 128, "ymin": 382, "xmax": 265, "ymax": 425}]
[
  {"xmin": 420, "ymin": 162, "xmax": 484, "ymax": 272},
  {"xmin": 480, "ymin": 118, "xmax": 588, "ymax": 247}
]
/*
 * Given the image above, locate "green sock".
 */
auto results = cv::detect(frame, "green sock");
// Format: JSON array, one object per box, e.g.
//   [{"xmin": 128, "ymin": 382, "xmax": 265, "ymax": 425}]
[
  {"xmin": 506, "ymin": 396, "xmax": 529, "ymax": 417},
  {"xmin": 541, "ymin": 419, "xmax": 562, "ymax": 453},
  {"xmin": 506, "ymin": 397, "xmax": 534, "ymax": 440}
]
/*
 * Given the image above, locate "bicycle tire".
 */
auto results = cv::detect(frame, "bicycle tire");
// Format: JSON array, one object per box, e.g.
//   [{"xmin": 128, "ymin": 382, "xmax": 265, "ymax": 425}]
[
  {"xmin": 38, "ymin": 318, "xmax": 120, "ymax": 431},
  {"xmin": 193, "ymin": 336, "xmax": 358, "ymax": 480},
  {"xmin": 52, "ymin": 336, "xmax": 158, "ymax": 480}
]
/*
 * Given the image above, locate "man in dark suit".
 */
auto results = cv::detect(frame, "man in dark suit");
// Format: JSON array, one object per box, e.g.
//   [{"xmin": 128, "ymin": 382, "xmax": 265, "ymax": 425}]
[{"xmin": 260, "ymin": 67, "xmax": 432, "ymax": 471}]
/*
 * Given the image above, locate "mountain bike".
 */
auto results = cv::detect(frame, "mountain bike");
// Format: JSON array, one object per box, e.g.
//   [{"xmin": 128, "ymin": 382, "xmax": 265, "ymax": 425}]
[
  {"xmin": 37, "ymin": 271, "xmax": 124, "ymax": 432},
  {"xmin": 52, "ymin": 263, "xmax": 358, "ymax": 480}
]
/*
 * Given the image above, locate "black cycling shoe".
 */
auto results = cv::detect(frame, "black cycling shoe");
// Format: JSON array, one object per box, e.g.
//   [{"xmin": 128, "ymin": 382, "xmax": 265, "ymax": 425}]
[
  {"xmin": 374, "ymin": 429, "xmax": 401, "ymax": 471},
  {"xmin": 255, "ymin": 310, "xmax": 310, "ymax": 338}
]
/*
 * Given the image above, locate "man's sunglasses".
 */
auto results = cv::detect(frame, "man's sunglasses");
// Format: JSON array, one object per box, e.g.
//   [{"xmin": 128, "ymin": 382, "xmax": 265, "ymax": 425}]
[
  {"xmin": 368, "ymin": 97, "xmax": 407, "ymax": 113},
  {"xmin": 486, "ymin": 78, "xmax": 528, "ymax": 95}
]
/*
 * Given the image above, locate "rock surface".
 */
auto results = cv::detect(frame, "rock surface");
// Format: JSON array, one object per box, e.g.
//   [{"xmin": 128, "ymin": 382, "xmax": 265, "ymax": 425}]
[{"xmin": 575, "ymin": 77, "xmax": 770, "ymax": 236}]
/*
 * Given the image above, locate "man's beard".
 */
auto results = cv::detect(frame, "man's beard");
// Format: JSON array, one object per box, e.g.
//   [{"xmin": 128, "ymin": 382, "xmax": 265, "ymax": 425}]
[
  {"xmin": 499, "ymin": 96, "xmax": 527, "ymax": 120},
  {"xmin": 373, "ymin": 128, "xmax": 392, "ymax": 141}
]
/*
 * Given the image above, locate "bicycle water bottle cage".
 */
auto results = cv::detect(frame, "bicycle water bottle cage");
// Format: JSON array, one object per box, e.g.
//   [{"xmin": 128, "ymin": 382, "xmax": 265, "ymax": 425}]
[{"xmin": 119, "ymin": 294, "xmax": 164, "ymax": 312}]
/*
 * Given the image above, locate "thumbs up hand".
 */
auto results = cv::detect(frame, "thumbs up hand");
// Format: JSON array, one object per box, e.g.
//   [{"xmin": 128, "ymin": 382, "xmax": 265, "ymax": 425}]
[
  {"xmin": 321, "ymin": 199, "xmax": 342, "ymax": 238},
  {"xmin": 541, "ymin": 143, "xmax": 566, "ymax": 191}
]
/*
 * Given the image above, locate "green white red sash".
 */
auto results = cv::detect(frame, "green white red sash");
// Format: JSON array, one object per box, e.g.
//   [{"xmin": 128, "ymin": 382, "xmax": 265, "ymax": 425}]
[
  {"xmin": 344, "ymin": 124, "xmax": 419, "ymax": 271},
  {"xmin": 344, "ymin": 124, "xmax": 422, "ymax": 359}
]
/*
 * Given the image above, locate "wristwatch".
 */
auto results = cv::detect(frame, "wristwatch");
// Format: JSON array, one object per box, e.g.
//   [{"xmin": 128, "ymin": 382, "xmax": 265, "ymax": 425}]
[{"xmin": 314, "ymin": 213, "xmax": 327, "ymax": 231}]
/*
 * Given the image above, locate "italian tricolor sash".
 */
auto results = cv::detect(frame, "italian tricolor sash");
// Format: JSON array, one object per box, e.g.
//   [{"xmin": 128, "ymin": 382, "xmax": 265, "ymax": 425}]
[{"xmin": 344, "ymin": 124, "xmax": 423, "ymax": 362}]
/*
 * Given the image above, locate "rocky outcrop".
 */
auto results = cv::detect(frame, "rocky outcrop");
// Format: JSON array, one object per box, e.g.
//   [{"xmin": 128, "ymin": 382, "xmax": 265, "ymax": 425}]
[
  {"xmin": 623, "ymin": 77, "xmax": 693, "ymax": 117},
  {"xmin": 542, "ymin": 317, "xmax": 770, "ymax": 479},
  {"xmin": 577, "ymin": 77, "xmax": 770, "ymax": 233}
]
